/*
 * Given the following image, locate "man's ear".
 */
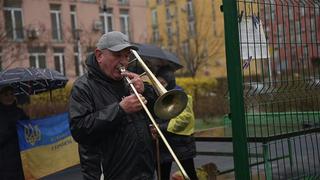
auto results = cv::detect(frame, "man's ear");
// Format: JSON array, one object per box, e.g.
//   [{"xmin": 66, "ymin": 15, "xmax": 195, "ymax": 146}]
[{"xmin": 95, "ymin": 49, "xmax": 103, "ymax": 63}]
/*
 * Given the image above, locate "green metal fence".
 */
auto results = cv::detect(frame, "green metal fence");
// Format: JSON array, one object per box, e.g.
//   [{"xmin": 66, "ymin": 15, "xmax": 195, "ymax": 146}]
[{"xmin": 222, "ymin": 0, "xmax": 320, "ymax": 179}]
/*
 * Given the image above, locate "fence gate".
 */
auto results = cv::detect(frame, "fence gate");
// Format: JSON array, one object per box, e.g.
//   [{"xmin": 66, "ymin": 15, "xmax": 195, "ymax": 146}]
[{"xmin": 222, "ymin": 0, "xmax": 320, "ymax": 179}]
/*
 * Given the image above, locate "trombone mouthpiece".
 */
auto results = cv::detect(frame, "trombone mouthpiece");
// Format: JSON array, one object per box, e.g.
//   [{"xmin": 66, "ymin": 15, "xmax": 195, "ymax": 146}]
[{"xmin": 118, "ymin": 66, "xmax": 126, "ymax": 73}]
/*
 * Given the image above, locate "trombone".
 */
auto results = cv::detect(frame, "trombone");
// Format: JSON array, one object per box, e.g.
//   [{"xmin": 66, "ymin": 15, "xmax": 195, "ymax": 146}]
[{"xmin": 119, "ymin": 49, "xmax": 190, "ymax": 180}]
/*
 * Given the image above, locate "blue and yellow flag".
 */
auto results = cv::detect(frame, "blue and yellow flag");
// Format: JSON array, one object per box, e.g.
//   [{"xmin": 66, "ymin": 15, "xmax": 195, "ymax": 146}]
[{"xmin": 17, "ymin": 112, "xmax": 79, "ymax": 180}]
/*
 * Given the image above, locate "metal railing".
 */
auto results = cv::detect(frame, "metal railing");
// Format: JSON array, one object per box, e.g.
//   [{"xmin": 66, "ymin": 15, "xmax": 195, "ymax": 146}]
[{"xmin": 222, "ymin": 0, "xmax": 320, "ymax": 179}]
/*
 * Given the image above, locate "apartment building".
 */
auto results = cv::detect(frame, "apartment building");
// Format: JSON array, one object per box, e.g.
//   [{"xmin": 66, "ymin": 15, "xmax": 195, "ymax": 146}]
[
  {"xmin": 260, "ymin": 1, "xmax": 320, "ymax": 75},
  {"xmin": 233, "ymin": 1, "xmax": 320, "ymax": 82},
  {"xmin": 146, "ymin": 0, "xmax": 226, "ymax": 78},
  {"xmin": 0, "ymin": 0, "xmax": 148, "ymax": 80}
]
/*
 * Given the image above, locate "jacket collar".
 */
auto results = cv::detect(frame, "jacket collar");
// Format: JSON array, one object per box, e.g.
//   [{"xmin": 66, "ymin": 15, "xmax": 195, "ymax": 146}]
[{"xmin": 85, "ymin": 52, "xmax": 129, "ymax": 97}]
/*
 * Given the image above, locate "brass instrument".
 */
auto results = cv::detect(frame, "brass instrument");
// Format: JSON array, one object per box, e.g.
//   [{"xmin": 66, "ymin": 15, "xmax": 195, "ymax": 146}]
[{"xmin": 119, "ymin": 49, "xmax": 190, "ymax": 180}]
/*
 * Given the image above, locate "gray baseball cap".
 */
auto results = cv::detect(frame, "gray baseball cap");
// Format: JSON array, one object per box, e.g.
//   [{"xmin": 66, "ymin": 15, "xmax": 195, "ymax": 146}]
[{"xmin": 96, "ymin": 31, "xmax": 138, "ymax": 52}]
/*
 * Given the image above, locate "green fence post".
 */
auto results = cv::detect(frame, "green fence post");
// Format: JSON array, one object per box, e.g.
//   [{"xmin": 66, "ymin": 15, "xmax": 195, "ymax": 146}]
[
  {"xmin": 222, "ymin": 0, "xmax": 250, "ymax": 179},
  {"xmin": 263, "ymin": 143, "xmax": 272, "ymax": 180}
]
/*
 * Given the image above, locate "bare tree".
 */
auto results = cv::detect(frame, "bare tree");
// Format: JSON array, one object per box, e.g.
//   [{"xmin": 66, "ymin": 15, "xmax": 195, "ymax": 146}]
[
  {"xmin": 0, "ymin": 18, "xmax": 99, "ymax": 75},
  {"xmin": 150, "ymin": 1, "xmax": 224, "ymax": 77},
  {"xmin": 0, "ymin": 24, "xmax": 28, "ymax": 70},
  {"xmin": 178, "ymin": 26, "xmax": 223, "ymax": 77},
  {"xmin": 175, "ymin": 1, "xmax": 224, "ymax": 77}
]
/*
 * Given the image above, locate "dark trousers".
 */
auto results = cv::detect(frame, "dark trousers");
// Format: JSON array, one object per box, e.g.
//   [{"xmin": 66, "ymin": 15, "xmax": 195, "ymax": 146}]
[{"xmin": 159, "ymin": 158, "xmax": 198, "ymax": 180}]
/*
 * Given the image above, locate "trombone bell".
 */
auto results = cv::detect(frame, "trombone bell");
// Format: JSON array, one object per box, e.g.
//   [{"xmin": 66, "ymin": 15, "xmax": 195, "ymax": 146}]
[
  {"xmin": 130, "ymin": 49, "xmax": 188, "ymax": 119},
  {"xmin": 154, "ymin": 89, "xmax": 188, "ymax": 119}
]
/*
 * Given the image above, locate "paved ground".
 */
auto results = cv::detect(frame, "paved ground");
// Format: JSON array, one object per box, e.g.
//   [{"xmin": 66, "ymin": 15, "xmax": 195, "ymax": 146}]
[
  {"xmin": 42, "ymin": 134, "xmax": 320, "ymax": 180},
  {"xmin": 42, "ymin": 141, "xmax": 232, "ymax": 180},
  {"xmin": 41, "ymin": 165, "xmax": 82, "ymax": 180}
]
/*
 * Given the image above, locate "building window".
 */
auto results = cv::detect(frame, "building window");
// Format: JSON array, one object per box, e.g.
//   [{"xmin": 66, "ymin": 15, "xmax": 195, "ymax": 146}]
[
  {"xmin": 29, "ymin": 47, "xmax": 47, "ymax": 68},
  {"xmin": 53, "ymin": 48, "xmax": 65, "ymax": 75},
  {"xmin": 50, "ymin": 4, "xmax": 63, "ymax": 41},
  {"xmin": 273, "ymin": 49, "xmax": 279, "ymax": 60},
  {"xmin": 118, "ymin": 0, "xmax": 128, "ymax": 5},
  {"xmin": 278, "ymin": 24, "xmax": 284, "ymax": 47},
  {"xmin": 4, "ymin": 1, "xmax": 24, "ymax": 41},
  {"xmin": 310, "ymin": 17, "xmax": 316, "ymax": 43},
  {"xmin": 316, "ymin": 4, "xmax": 320, "ymax": 16},
  {"xmin": 288, "ymin": 7, "xmax": 294, "ymax": 21},
  {"xmin": 74, "ymin": 46, "xmax": 84, "ymax": 76},
  {"xmin": 295, "ymin": 21, "xmax": 301, "ymax": 44},
  {"xmin": 152, "ymin": 28, "xmax": 160, "ymax": 43},
  {"xmin": 212, "ymin": 0, "xmax": 217, "ymax": 37},
  {"xmin": 0, "ymin": 47, "xmax": 2, "ymax": 71},
  {"xmin": 303, "ymin": 45, "xmax": 308, "ymax": 60},
  {"xmin": 186, "ymin": 0, "xmax": 194, "ymax": 18},
  {"xmin": 188, "ymin": 20, "xmax": 195, "ymax": 36},
  {"xmin": 80, "ymin": 0, "xmax": 97, "ymax": 2},
  {"xmin": 70, "ymin": 5, "xmax": 77, "ymax": 39},
  {"xmin": 270, "ymin": 0, "xmax": 276, "ymax": 20},
  {"xmin": 100, "ymin": 8, "xmax": 113, "ymax": 33},
  {"xmin": 300, "ymin": 6, "xmax": 305, "ymax": 16},
  {"xmin": 167, "ymin": 25, "xmax": 173, "ymax": 40},
  {"xmin": 290, "ymin": 33, "xmax": 295, "ymax": 44},
  {"xmin": 74, "ymin": 54, "xmax": 80, "ymax": 76},
  {"xmin": 152, "ymin": 9, "xmax": 158, "ymax": 27},
  {"xmin": 166, "ymin": 7, "xmax": 171, "ymax": 21},
  {"xmin": 120, "ymin": 9, "xmax": 130, "ymax": 38}
]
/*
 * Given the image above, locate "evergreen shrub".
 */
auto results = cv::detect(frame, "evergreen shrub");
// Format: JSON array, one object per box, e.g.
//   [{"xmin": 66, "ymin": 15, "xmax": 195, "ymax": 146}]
[{"xmin": 176, "ymin": 77, "xmax": 229, "ymax": 118}]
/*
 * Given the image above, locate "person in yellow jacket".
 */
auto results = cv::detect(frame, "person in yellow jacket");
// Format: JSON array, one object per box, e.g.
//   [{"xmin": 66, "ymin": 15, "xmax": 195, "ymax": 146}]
[{"xmin": 154, "ymin": 66, "xmax": 198, "ymax": 180}]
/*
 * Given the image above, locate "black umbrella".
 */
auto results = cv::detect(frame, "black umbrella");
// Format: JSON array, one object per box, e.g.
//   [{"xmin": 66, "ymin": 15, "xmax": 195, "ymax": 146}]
[
  {"xmin": 0, "ymin": 67, "xmax": 68, "ymax": 95},
  {"xmin": 133, "ymin": 43, "xmax": 183, "ymax": 70},
  {"xmin": 162, "ymin": 49, "xmax": 182, "ymax": 69}
]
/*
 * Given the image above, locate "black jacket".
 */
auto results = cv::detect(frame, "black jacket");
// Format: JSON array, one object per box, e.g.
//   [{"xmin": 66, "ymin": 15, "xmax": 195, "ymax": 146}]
[
  {"xmin": 78, "ymin": 144, "xmax": 102, "ymax": 180},
  {"xmin": 69, "ymin": 53, "xmax": 156, "ymax": 180},
  {"xmin": 155, "ymin": 67, "xmax": 196, "ymax": 163},
  {"xmin": 0, "ymin": 103, "xmax": 28, "ymax": 180},
  {"xmin": 157, "ymin": 119, "xmax": 196, "ymax": 163}
]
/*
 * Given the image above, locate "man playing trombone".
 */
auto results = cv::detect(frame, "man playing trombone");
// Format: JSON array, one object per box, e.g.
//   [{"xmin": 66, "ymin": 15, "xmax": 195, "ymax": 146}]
[{"xmin": 69, "ymin": 31, "xmax": 157, "ymax": 180}]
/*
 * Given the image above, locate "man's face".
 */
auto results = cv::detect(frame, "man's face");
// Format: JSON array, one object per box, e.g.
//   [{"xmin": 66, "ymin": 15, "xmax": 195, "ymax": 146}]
[
  {"xmin": 157, "ymin": 77, "xmax": 168, "ymax": 88},
  {"xmin": 95, "ymin": 48, "xmax": 131, "ymax": 80},
  {"xmin": 0, "ymin": 89, "xmax": 16, "ymax": 106}
]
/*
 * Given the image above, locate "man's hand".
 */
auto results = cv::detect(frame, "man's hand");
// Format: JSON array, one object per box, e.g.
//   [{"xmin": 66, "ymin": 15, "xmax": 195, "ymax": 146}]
[
  {"xmin": 149, "ymin": 124, "xmax": 159, "ymax": 140},
  {"xmin": 121, "ymin": 71, "xmax": 144, "ymax": 94},
  {"xmin": 119, "ymin": 94, "xmax": 147, "ymax": 113}
]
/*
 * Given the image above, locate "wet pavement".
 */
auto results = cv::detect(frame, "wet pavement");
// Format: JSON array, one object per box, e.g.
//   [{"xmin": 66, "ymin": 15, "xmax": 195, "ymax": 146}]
[
  {"xmin": 42, "ymin": 136, "xmax": 320, "ymax": 180},
  {"xmin": 41, "ymin": 141, "xmax": 231, "ymax": 180}
]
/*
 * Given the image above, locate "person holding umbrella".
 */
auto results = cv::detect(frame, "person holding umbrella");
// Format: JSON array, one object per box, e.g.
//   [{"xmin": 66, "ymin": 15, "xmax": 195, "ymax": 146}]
[
  {"xmin": 0, "ymin": 86, "xmax": 29, "ymax": 180},
  {"xmin": 151, "ymin": 66, "xmax": 198, "ymax": 180},
  {"xmin": 69, "ymin": 31, "xmax": 157, "ymax": 179}
]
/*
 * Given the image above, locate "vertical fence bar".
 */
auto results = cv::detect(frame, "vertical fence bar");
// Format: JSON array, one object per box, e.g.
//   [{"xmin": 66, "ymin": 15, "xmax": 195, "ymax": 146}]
[{"xmin": 222, "ymin": 0, "xmax": 250, "ymax": 179}]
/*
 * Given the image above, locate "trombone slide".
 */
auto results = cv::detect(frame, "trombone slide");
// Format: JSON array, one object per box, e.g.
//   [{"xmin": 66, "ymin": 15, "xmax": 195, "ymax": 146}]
[{"xmin": 120, "ymin": 49, "xmax": 191, "ymax": 180}]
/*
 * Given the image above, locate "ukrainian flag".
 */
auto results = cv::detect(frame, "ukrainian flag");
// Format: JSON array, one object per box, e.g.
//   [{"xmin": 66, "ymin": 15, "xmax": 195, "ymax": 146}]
[{"xmin": 17, "ymin": 112, "xmax": 79, "ymax": 180}]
